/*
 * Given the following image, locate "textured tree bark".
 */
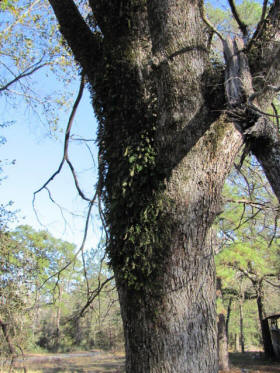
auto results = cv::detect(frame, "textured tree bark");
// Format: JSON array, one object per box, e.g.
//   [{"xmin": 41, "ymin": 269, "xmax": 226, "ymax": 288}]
[
  {"xmin": 217, "ymin": 278, "xmax": 230, "ymax": 371},
  {"xmin": 218, "ymin": 314, "xmax": 230, "ymax": 371},
  {"xmin": 47, "ymin": 0, "xmax": 280, "ymax": 372},
  {"xmin": 254, "ymin": 281, "xmax": 275, "ymax": 359},
  {"xmin": 116, "ymin": 117, "xmax": 242, "ymax": 372},
  {"xmin": 247, "ymin": 117, "xmax": 280, "ymax": 202}
]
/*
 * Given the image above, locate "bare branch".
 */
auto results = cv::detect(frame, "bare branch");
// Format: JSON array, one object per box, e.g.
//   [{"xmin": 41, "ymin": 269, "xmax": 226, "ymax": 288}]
[
  {"xmin": 227, "ymin": 0, "xmax": 248, "ymax": 38},
  {"xmin": 32, "ymin": 72, "xmax": 100, "ymax": 292},
  {"xmin": 228, "ymin": 263, "xmax": 257, "ymax": 282},
  {"xmin": 268, "ymin": 210, "xmax": 279, "ymax": 247},
  {"xmin": 226, "ymin": 198, "xmax": 279, "ymax": 211},
  {"xmin": 72, "ymin": 275, "xmax": 114, "ymax": 319},
  {"xmin": 0, "ymin": 60, "xmax": 47, "ymax": 92},
  {"xmin": 38, "ymin": 195, "xmax": 97, "ymax": 291},
  {"xmin": 200, "ymin": 3, "xmax": 224, "ymax": 42},
  {"xmin": 247, "ymin": 0, "xmax": 269, "ymax": 50},
  {"xmin": 33, "ymin": 72, "xmax": 91, "ymax": 202},
  {"xmin": 264, "ymin": 277, "xmax": 280, "ymax": 288}
]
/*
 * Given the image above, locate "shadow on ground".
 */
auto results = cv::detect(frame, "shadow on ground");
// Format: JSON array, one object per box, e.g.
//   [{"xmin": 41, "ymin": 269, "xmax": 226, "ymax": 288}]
[
  {"xmin": 226, "ymin": 352, "xmax": 280, "ymax": 373},
  {"xmin": 2, "ymin": 350, "xmax": 280, "ymax": 373}
]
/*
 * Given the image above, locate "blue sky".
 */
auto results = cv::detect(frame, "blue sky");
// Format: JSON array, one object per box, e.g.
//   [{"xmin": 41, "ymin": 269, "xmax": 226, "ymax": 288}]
[
  {"xmin": 0, "ymin": 76, "xmax": 102, "ymax": 250},
  {"xmin": 0, "ymin": 0, "xmax": 105, "ymax": 251}
]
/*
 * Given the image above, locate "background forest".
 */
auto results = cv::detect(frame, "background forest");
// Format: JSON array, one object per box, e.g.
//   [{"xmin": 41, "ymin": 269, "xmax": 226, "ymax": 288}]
[
  {"xmin": 1, "ymin": 0, "xmax": 280, "ymax": 364},
  {"xmin": 1, "ymin": 156, "xmax": 280, "ymax": 358}
]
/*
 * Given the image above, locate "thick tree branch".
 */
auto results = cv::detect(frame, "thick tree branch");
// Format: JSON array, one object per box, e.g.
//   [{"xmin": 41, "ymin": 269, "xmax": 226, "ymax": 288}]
[
  {"xmin": 200, "ymin": 3, "xmax": 224, "ymax": 42},
  {"xmin": 248, "ymin": 0, "xmax": 280, "ymax": 108},
  {"xmin": 223, "ymin": 36, "xmax": 254, "ymax": 107},
  {"xmin": 245, "ymin": 115, "xmax": 280, "ymax": 202},
  {"xmin": 222, "ymin": 287, "xmax": 257, "ymax": 300},
  {"xmin": 247, "ymin": 0, "xmax": 269, "ymax": 50},
  {"xmin": 48, "ymin": 0, "xmax": 102, "ymax": 75},
  {"xmin": 228, "ymin": 0, "xmax": 248, "ymax": 38}
]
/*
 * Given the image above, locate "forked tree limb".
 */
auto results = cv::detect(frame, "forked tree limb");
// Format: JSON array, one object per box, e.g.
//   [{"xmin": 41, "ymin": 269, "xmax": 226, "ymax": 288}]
[
  {"xmin": 200, "ymin": 3, "xmax": 224, "ymax": 42},
  {"xmin": 33, "ymin": 72, "xmax": 90, "ymax": 202},
  {"xmin": 247, "ymin": 0, "xmax": 269, "ymax": 50},
  {"xmin": 228, "ymin": 0, "xmax": 248, "ymax": 38},
  {"xmin": 48, "ymin": 0, "xmax": 102, "ymax": 76}
]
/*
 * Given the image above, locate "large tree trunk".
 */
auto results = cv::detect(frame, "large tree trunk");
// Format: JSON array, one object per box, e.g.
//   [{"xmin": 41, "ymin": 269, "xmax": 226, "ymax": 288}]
[
  {"xmin": 90, "ymin": 2, "xmax": 242, "ymax": 370},
  {"xmin": 115, "ymin": 116, "xmax": 242, "ymax": 371},
  {"xmin": 47, "ymin": 0, "xmax": 280, "ymax": 372}
]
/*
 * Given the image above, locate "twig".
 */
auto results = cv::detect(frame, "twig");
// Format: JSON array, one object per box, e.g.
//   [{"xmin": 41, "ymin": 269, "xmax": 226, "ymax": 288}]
[
  {"xmin": 33, "ymin": 71, "xmax": 88, "ymax": 200},
  {"xmin": 37, "ymin": 195, "xmax": 97, "ymax": 291},
  {"xmin": 0, "ymin": 61, "xmax": 47, "ymax": 92},
  {"xmin": 268, "ymin": 211, "xmax": 279, "ymax": 247},
  {"xmin": 226, "ymin": 198, "xmax": 277, "ymax": 210},
  {"xmin": 74, "ymin": 275, "xmax": 114, "ymax": 319}
]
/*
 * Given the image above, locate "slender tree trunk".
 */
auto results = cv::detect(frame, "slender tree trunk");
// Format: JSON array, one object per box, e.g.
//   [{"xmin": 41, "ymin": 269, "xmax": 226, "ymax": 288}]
[
  {"xmin": 216, "ymin": 278, "xmax": 230, "ymax": 371},
  {"xmin": 217, "ymin": 314, "xmax": 230, "ymax": 371},
  {"xmin": 255, "ymin": 281, "xmax": 275, "ymax": 359},
  {"xmin": 0, "ymin": 319, "xmax": 16, "ymax": 355},
  {"xmin": 54, "ymin": 284, "xmax": 62, "ymax": 351},
  {"xmin": 234, "ymin": 333, "xmax": 238, "ymax": 352},
  {"xmin": 239, "ymin": 301, "xmax": 245, "ymax": 353},
  {"xmin": 226, "ymin": 298, "xmax": 233, "ymax": 339}
]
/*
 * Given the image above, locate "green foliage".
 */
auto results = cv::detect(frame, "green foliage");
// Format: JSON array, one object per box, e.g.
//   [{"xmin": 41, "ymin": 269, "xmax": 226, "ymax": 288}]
[
  {"xmin": 234, "ymin": 0, "xmax": 262, "ymax": 31},
  {"xmin": 0, "ymin": 224, "xmax": 84, "ymax": 354},
  {"xmin": 206, "ymin": 0, "xmax": 262, "ymax": 35},
  {"xmin": 0, "ymin": 0, "xmax": 18, "ymax": 11},
  {"xmin": 98, "ymin": 85, "xmax": 172, "ymax": 289}
]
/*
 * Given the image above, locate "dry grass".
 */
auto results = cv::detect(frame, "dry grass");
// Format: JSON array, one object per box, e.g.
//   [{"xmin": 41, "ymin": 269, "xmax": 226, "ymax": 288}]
[
  {"xmin": 1, "ymin": 351, "xmax": 280, "ymax": 372},
  {"xmin": 1, "ymin": 351, "xmax": 125, "ymax": 373}
]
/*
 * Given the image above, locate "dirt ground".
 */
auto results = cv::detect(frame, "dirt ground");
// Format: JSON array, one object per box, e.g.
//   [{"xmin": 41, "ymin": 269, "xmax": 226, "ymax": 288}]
[
  {"xmin": 223, "ymin": 352, "xmax": 280, "ymax": 373},
  {"xmin": 1, "ymin": 351, "xmax": 125, "ymax": 372},
  {"xmin": 1, "ymin": 351, "xmax": 280, "ymax": 372}
]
